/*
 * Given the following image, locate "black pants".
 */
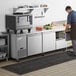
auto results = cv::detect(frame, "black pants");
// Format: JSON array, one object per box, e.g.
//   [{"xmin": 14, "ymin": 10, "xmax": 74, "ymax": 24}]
[
  {"xmin": 72, "ymin": 40, "xmax": 76, "ymax": 54},
  {"xmin": 70, "ymin": 23, "xmax": 76, "ymax": 53}
]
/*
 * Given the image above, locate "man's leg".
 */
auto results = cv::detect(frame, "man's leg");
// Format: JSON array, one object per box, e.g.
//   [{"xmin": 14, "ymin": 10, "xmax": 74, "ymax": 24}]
[
  {"xmin": 72, "ymin": 40, "xmax": 76, "ymax": 54},
  {"xmin": 67, "ymin": 40, "xmax": 76, "ymax": 56}
]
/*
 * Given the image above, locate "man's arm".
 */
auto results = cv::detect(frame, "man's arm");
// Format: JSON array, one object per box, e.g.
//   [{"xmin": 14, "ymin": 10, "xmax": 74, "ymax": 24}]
[
  {"xmin": 65, "ymin": 14, "xmax": 71, "ymax": 32},
  {"xmin": 67, "ymin": 14, "xmax": 71, "ymax": 25},
  {"xmin": 66, "ymin": 14, "xmax": 71, "ymax": 30}
]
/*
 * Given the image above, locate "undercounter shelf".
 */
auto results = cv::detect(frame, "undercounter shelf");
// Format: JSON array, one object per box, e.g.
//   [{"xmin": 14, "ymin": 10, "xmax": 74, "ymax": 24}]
[
  {"xmin": 0, "ymin": 33, "xmax": 9, "ymax": 61},
  {"xmin": 56, "ymin": 31, "xmax": 67, "ymax": 49}
]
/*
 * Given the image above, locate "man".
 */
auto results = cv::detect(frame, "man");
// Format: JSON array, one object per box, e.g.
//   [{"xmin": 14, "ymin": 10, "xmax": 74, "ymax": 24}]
[{"xmin": 65, "ymin": 6, "xmax": 76, "ymax": 56}]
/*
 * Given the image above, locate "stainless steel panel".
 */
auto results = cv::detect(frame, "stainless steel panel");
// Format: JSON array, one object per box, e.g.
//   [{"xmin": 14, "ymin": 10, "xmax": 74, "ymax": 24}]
[
  {"xmin": 17, "ymin": 35, "xmax": 26, "ymax": 51},
  {"xmin": 11, "ymin": 34, "xmax": 27, "ymax": 60},
  {"xmin": 18, "ymin": 49, "xmax": 27, "ymax": 58}
]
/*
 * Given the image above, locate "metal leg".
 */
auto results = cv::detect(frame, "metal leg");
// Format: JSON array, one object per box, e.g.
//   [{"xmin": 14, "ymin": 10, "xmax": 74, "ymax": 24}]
[
  {"xmin": 16, "ymin": 59, "xmax": 20, "ymax": 62},
  {"xmin": 65, "ymin": 47, "xmax": 68, "ymax": 52},
  {"xmin": 14, "ymin": 30, "xmax": 17, "ymax": 34},
  {"xmin": 6, "ymin": 57, "xmax": 8, "ymax": 61}
]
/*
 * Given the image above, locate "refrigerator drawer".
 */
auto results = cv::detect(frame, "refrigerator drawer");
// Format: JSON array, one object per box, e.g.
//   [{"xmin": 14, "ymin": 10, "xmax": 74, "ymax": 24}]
[
  {"xmin": 56, "ymin": 39, "xmax": 67, "ymax": 49},
  {"xmin": 28, "ymin": 33, "xmax": 42, "ymax": 56}
]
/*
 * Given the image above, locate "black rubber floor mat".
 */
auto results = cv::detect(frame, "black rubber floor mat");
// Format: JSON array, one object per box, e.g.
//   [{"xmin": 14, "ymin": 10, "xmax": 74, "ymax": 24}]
[{"xmin": 2, "ymin": 51, "xmax": 76, "ymax": 75}]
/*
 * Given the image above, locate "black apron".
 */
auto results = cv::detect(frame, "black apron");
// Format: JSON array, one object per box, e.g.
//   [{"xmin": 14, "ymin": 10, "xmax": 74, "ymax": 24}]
[{"xmin": 70, "ymin": 23, "xmax": 76, "ymax": 40}]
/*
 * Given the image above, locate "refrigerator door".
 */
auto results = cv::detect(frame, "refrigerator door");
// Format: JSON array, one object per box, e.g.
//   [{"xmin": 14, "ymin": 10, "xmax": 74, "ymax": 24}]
[{"xmin": 28, "ymin": 33, "xmax": 42, "ymax": 56}]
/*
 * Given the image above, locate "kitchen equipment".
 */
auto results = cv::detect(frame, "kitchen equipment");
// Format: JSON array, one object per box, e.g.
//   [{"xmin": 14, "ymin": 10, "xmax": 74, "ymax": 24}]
[
  {"xmin": 13, "ymin": 8, "xmax": 30, "ymax": 14},
  {"xmin": 56, "ymin": 31, "xmax": 67, "ymax": 49},
  {"xmin": 56, "ymin": 31, "xmax": 65, "ymax": 40},
  {"xmin": 5, "ymin": 14, "xmax": 33, "ymax": 33},
  {"xmin": 13, "ymin": 5, "xmax": 34, "ymax": 14},
  {"xmin": 0, "ymin": 34, "xmax": 9, "ymax": 61},
  {"xmin": 11, "ymin": 33, "xmax": 27, "ymax": 61}
]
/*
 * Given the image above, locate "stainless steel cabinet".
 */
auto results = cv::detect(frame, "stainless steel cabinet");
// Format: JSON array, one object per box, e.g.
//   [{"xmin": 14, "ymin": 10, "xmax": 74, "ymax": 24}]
[
  {"xmin": 43, "ymin": 31, "xmax": 56, "ymax": 52},
  {"xmin": 27, "ymin": 33, "xmax": 42, "ymax": 56},
  {"xmin": 11, "ymin": 34, "xmax": 27, "ymax": 60}
]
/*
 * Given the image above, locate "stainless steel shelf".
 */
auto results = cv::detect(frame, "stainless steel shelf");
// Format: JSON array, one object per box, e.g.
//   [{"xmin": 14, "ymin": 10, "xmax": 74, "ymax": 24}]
[
  {"xmin": 0, "ymin": 45, "xmax": 8, "ymax": 48},
  {"xmin": 0, "ymin": 34, "xmax": 9, "ymax": 61}
]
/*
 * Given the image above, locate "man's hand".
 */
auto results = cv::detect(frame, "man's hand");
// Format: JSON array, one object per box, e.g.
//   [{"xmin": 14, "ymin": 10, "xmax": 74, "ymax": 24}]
[{"xmin": 65, "ymin": 24, "xmax": 71, "ymax": 32}]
